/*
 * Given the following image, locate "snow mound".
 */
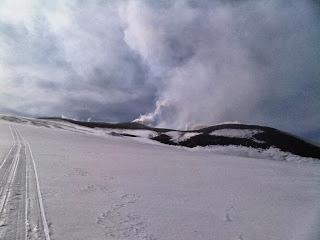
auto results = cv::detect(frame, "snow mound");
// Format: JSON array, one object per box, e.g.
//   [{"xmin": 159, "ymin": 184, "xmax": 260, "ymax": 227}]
[{"xmin": 210, "ymin": 129, "xmax": 262, "ymax": 138}]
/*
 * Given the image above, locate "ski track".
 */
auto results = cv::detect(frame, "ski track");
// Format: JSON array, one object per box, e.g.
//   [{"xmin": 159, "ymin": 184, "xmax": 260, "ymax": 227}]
[{"xmin": 0, "ymin": 125, "xmax": 51, "ymax": 240}]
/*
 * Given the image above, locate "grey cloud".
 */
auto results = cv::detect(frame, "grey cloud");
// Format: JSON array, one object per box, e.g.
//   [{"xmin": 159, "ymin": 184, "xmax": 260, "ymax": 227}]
[{"xmin": 0, "ymin": 0, "xmax": 156, "ymax": 122}]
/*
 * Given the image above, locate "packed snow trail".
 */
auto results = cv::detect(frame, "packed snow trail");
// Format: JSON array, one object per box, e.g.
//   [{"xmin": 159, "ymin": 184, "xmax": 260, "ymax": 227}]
[{"xmin": 0, "ymin": 126, "xmax": 50, "ymax": 240}]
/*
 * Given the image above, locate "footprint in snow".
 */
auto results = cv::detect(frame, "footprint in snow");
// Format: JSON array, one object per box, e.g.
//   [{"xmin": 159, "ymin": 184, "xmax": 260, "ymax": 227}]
[
  {"xmin": 238, "ymin": 234, "xmax": 244, "ymax": 240},
  {"xmin": 224, "ymin": 206, "xmax": 234, "ymax": 222}
]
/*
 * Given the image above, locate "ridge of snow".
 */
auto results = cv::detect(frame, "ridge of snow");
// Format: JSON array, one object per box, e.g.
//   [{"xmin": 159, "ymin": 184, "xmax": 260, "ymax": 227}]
[{"xmin": 189, "ymin": 145, "xmax": 318, "ymax": 163}]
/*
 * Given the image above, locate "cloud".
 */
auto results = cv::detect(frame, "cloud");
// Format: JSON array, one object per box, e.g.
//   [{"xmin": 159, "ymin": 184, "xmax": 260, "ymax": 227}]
[
  {"xmin": 127, "ymin": 0, "xmax": 320, "ymax": 137},
  {"xmin": 0, "ymin": 0, "xmax": 156, "ymax": 121},
  {"xmin": 0, "ymin": 0, "xmax": 319, "ymax": 141}
]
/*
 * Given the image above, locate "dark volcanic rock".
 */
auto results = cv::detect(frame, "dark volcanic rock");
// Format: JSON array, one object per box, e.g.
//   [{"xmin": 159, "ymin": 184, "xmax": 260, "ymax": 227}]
[{"xmin": 154, "ymin": 125, "xmax": 320, "ymax": 159}]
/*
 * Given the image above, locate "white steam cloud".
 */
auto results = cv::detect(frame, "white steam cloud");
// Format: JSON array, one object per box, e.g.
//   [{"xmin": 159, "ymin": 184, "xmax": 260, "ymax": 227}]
[{"xmin": 127, "ymin": 0, "xmax": 320, "ymax": 132}]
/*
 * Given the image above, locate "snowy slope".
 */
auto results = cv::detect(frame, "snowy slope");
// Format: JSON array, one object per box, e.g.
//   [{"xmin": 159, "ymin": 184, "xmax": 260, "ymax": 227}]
[{"xmin": 0, "ymin": 116, "xmax": 319, "ymax": 240}]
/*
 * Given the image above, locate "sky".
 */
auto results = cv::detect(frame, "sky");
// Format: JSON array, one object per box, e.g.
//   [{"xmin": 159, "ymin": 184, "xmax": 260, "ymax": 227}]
[{"xmin": 0, "ymin": 0, "xmax": 319, "ymax": 142}]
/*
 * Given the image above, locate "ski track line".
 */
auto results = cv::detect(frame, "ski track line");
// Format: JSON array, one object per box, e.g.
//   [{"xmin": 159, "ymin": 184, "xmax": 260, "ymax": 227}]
[
  {"xmin": 0, "ymin": 125, "xmax": 51, "ymax": 240},
  {"xmin": 0, "ymin": 126, "xmax": 16, "ymax": 171},
  {"xmin": 15, "ymin": 132, "xmax": 27, "ymax": 240},
  {"xmin": 14, "ymin": 128, "xmax": 29, "ymax": 240},
  {"xmin": 0, "ymin": 126, "xmax": 17, "ymax": 196},
  {"xmin": 0, "ymin": 127, "xmax": 21, "ymax": 218},
  {"xmin": 23, "ymin": 134, "xmax": 28, "ymax": 240},
  {"xmin": 13, "ymin": 127, "xmax": 27, "ymax": 240},
  {"xmin": 0, "ymin": 127, "xmax": 23, "ymax": 240},
  {"xmin": 20, "ymin": 129, "xmax": 51, "ymax": 240},
  {"xmin": 0, "ymin": 127, "xmax": 17, "ymax": 232},
  {"xmin": 0, "ymin": 127, "xmax": 17, "ymax": 226}
]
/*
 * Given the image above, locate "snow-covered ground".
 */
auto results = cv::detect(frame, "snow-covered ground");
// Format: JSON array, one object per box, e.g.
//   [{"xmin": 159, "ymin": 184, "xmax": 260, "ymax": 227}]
[
  {"xmin": 0, "ymin": 117, "xmax": 319, "ymax": 240},
  {"xmin": 164, "ymin": 131, "xmax": 201, "ymax": 143},
  {"xmin": 209, "ymin": 129, "xmax": 262, "ymax": 138}
]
